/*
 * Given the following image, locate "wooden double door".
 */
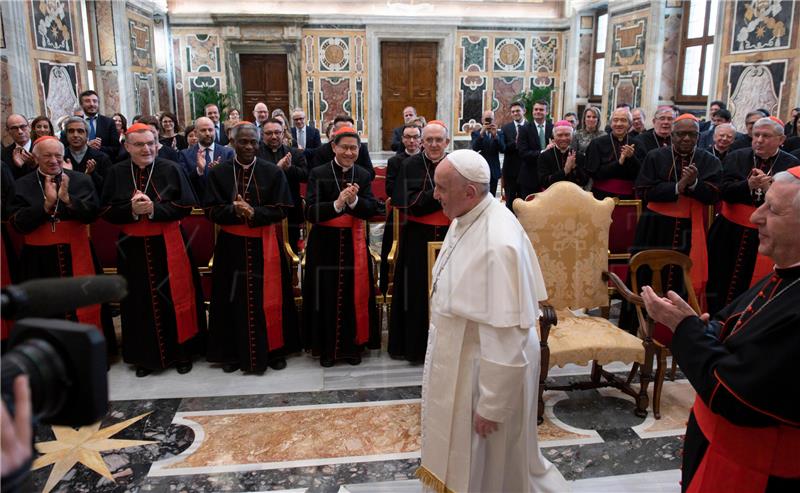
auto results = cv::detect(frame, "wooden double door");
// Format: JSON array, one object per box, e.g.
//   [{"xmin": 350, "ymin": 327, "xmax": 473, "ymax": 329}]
[
  {"xmin": 381, "ymin": 41, "xmax": 438, "ymax": 150},
  {"xmin": 239, "ymin": 54, "xmax": 289, "ymax": 119}
]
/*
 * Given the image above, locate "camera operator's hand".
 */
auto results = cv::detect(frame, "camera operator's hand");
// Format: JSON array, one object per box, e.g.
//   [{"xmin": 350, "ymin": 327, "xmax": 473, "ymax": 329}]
[{"xmin": 1, "ymin": 375, "xmax": 32, "ymax": 477}]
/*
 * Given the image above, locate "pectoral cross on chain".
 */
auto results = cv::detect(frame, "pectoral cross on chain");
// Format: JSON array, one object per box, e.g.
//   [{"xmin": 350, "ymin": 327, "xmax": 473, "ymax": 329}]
[
  {"xmin": 49, "ymin": 215, "xmax": 60, "ymax": 232},
  {"xmin": 755, "ymin": 188, "xmax": 764, "ymax": 202}
]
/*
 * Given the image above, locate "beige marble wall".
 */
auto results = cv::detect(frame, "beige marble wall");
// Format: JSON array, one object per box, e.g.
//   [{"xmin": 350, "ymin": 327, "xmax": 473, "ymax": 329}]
[
  {"xmin": 170, "ymin": 28, "xmax": 227, "ymax": 125},
  {"xmin": 602, "ymin": 8, "xmax": 650, "ymax": 121}
]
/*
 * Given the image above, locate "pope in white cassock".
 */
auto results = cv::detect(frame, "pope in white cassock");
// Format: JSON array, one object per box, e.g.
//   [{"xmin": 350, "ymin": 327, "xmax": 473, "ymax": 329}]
[{"xmin": 417, "ymin": 149, "xmax": 569, "ymax": 493}]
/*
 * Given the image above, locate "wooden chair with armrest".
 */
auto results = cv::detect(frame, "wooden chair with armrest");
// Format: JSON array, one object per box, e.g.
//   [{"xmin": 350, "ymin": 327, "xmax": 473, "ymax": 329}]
[{"xmin": 513, "ymin": 181, "xmax": 658, "ymax": 423}]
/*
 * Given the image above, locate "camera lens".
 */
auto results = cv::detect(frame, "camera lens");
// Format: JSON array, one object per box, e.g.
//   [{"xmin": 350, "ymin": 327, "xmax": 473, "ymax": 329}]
[{"xmin": 1, "ymin": 339, "xmax": 69, "ymax": 421}]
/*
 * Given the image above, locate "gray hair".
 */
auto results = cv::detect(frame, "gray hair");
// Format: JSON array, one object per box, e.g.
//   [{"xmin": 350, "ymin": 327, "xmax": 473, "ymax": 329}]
[
  {"xmin": 32, "ymin": 137, "xmax": 65, "ymax": 156},
  {"xmin": 230, "ymin": 122, "xmax": 258, "ymax": 141},
  {"xmin": 714, "ymin": 123, "xmax": 736, "ymax": 135},
  {"xmin": 632, "ymin": 107, "xmax": 646, "ymax": 120},
  {"xmin": 63, "ymin": 116, "xmax": 89, "ymax": 132},
  {"xmin": 753, "ymin": 117, "xmax": 784, "ymax": 136},
  {"xmin": 612, "ymin": 107, "xmax": 633, "ymax": 124},
  {"xmin": 773, "ymin": 170, "xmax": 800, "ymax": 213}
]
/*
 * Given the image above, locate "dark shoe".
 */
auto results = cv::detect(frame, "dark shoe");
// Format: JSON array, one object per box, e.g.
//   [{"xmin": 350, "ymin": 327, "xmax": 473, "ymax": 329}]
[
  {"xmin": 345, "ymin": 355, "xmax": 361, "ymax": 366},
  {"xmin": 176, "ymin": 361, "xmax": 192, "ymax": 374},
  {"xmin": 135, "ymin": 367, "xmax": 152, "ymax": 378},
  {"xmin": 320, "ymin": 358, "xmax": 335, "ymax": 368},
  {"xmin": 222, "ymin": 363, "xmax": 239, "ymax": 373},
  {"xmin": 268, "ymin": 358, "xmax": 287, "ymax": 370}
]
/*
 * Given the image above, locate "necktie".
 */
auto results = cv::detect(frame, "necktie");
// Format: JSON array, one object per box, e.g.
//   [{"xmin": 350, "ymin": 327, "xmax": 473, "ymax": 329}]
[
  {"xmin": 515, "ymin": 123, "xmax": 520, "ymax": 144},
  {"xmin": 204, "ymin": 148, "xmax": 212, "ymax": 170},
  {"xmin": 215, "ymin": 124, "xmax": 220, "ymax": 142},
  {"xmin": 299, "ymin": 127, "xmax": 306, "ymax": 148},
  {"xmin": 88, "ymin": 117, "xmax": 96, "ymax": 141},
  {"xmin": 538, "ymin": 124, "xmax": 545, "ymax": 148}
]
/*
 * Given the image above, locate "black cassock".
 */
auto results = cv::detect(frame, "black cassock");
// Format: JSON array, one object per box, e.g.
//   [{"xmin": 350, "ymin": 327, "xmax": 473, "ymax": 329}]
[
  {"xmin": 11, "ymin": 169, "xmax": 117, "ymax": 353},
  {"xmin": 632, "ymin": 128, "xmax": 671, "ymax": 163},
  {"xmin": 705, "ymin": 149, "xmax": 799, "ymax": 314},
  {"xmin": 303, "ymin": 160, "xmax": 380, "ymax": 362},
  {"xmin": 585, "ymin": 133, "xmax": 640, "ymax": 200},
  {"xmin": 621, "ymin": 147, "xmax": 720, "ymax": 333},
  {"xmin": 204, "ymin": 158, "xmax": 300, "ymax": 372},
  {"xmin": 256, "ymin": 143, "xmax": 308, "ymax": 253},
  {"xmin": 379, "ymin": 150, "xmax": 413, "ymax": 295},
  {"xmin": 389, "ymin": 152, "xmax": 450, "ymax": 362},
  {"xmin": 672, "ymin": 266, "xmax": 800, "ymax": 493},
  {"xmin": 537, "ymin": 147, "xmax": 589, "ymax": 190},
  {"xmin": 101, "ymin": 158, "xmax": 206, "ymax": 370}
]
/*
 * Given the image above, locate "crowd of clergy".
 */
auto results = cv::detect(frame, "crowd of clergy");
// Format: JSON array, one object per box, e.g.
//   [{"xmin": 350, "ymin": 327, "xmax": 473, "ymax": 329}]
[{"xmin": 2, "ymin": 87, "xmax": 799, "ymax": 378}]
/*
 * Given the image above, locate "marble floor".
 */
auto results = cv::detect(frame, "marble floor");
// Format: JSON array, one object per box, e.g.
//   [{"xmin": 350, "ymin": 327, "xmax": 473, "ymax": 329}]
[{"xmin": 28, "ymin": 348, "xmax": 690, "ymax": 493}]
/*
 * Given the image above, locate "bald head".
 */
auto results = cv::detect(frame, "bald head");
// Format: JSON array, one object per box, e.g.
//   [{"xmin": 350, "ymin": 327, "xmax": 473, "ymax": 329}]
[
  {"xmin": 422, "ymin": 123, "xmax": 449, "ymax": 162},
  {"xmin": 253, "ymin": 103, "xmax": 269, "ymax": 124},
  {"xmin": 195, "ymin": 117, "xmax": 215, "ymax": 147},
  {"xmin": 32, "ymin": 138, "xmax": 65, "ymax": 175},
  {"xmin": 6, "ymin": 114, "xmax": 30, "ymax": 146}
]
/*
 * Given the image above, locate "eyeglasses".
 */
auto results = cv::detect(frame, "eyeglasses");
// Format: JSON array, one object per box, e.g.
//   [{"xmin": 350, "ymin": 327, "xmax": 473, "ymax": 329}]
[
  {"xmin": 335, "ymin": 144, "xmax": 359, "ymax": 152},
  {"xmin": 293, "ymin": 117, "xmax": 305, "ymax": 121},
  {"xmin": 673, "ymin": 131, "xmax": 698, "ymax": 139},
  {"xmin": 402, "ymin": 134, "xmax": 421, "ymax": 140},
  {"xmin": 263, "ymin": 130, "xmax": 283, "ymax": 136},
  {"xmin": 128, "ymin": 141, "xmax": 156, "ymax": 148},
  {"xmin": 7, "ymin": 124, "xmax": 28, "ymax": 131}
]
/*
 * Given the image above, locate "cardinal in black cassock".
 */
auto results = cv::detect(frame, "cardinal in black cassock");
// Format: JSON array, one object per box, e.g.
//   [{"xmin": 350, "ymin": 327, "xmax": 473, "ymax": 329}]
[
  {"xmin": 10, "ymin": 136, "xmax": 117, "ymax": 353},
  {"xmin": 705, "ymin": 120, "xmax": 799, "ymax": 315},
  {"xmin": 388, "ymin": 122, "xmax": 451, "ymax": 363},
  {"xmin": 303, "ymin": 126, "xmax": 380, "ymax": 367},
  {"xmin": 204, "ymin": 123, "xmax": 299, "ymax": 373},
  {"xmin": 100, "ymin": 125, "xmax": 206, "ymax": 376}
]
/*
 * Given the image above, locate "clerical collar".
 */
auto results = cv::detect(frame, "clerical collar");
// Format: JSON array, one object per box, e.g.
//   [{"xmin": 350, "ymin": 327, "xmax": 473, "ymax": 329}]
[
  {"xmin": 235, "ymin": 156, "xmax": 256, "ymax": 169},
  {"xmin": 333, "ymin": 157, "xmax": 353, "ymax": 172},
  {"xmin": 454, "ymin": 193, "xmax": 493, "ymax": 233},
  {"xmin": 423, "ymin": 152, "xmax": 445, "ymax": 165},
  {"xmin": 755, "ymin": 149, "xmax": 780, "ymax": 161},
  {"xmin": 406, "ymin": 149, "xmax": 420, "ymax": 157},
  {"xmin": 775, "ymin": 264, "xmax": 800, "ymax": 281},
  {"xmin": 555, "ymin": 146, "xmax": 569, "ymax": 154}
]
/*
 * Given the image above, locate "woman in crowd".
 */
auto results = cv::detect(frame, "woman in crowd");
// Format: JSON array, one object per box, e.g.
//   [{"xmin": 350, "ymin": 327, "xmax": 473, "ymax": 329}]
[
  {"xmin": 30, "ymin": 116, "xmax": 55, "ymax": 141},
  {"xmin": 160, "ymin": 112, "xmax": 188, "ymax": 150},
  {"xmin": 571, "ymin": 106, "xmax": 605, "ymax": 154},
  {"xmin": 113, "ymin": 113, "xmax": 128, "ymax": 144},
  {"xmin": 184, "ymin": 124, "xmax": 199, "ymax": 147}
]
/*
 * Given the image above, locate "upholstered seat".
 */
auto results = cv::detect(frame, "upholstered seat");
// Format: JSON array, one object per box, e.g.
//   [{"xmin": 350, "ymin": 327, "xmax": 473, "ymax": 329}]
[{"xmin": 514, "ymin": 181, "xmax": 656, "ymax": 422}]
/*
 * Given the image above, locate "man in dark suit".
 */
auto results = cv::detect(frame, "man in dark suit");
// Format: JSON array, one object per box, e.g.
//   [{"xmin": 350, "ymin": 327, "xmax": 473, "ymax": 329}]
[
  {"xmin": 74, "ymin": 90, "xmax": 120, "ymax": 160},
  {"xmin": 470, "ymin": 110, "xmax": 505, "ymax": 196},
  {"xmin": 253, "ymin": 102, "xmax": 270, "ymax": 142},
  {"xmin": 205, "ymin": 104, "xmax": 228, "ymax": 146},
  {"xmin": 179, "ymin": 116, "xmax": 234, "ymax": 199},
  {"xmin": 699, "ymin": 100, "xmax": 726, "ymax": 133},
  {"xmin": 257, "ymin": 117, "xmax": 307, "ymax": 252},
  {"xmin": 2, "ymin": 114, "xmax": 36, "ymax": 179},
  {"xmin": 390, "ymin": 106, "xmax": 418, "ymax": 153},
  {"xmin": 517, "ymin": 99, "xmax": 554, "ymax": 198},
  {"xmin": 290, "ymin": 108, "xmax": 322, "ymax": 161},
  {"xmin": 500, "ymin": 101, "xmax": 526, "ymax": 209},
  {"xmin": 312, "ymin": 115, "xmax": 374, "ymax": 178},
  {"xmin": 62, "ymin": 116, "xmax": 112, "ymax": 193}
]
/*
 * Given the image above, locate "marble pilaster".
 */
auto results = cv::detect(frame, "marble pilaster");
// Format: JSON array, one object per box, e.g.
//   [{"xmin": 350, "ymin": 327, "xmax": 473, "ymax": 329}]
[{"xmin": 1, "ymin": 0, "xmax": 37, "ymax": 119}]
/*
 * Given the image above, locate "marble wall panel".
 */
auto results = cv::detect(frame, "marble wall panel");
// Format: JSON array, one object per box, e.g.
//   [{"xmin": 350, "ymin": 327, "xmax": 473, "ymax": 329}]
[
  {"xmin": 492, "ymin": 76, "xmax": 524, "ymax": 122},
  {"xmin": 95, "ymin": 0, "xmax": 117, "ymax": 66},
  {"xmin": 98, "ymin": 70, "xmax": 121, "ymax": 115},
  {"xmin": 659, "ymin": 10, "xmax": 682, "ymax": 101},
  {"xmin": 609, "ymin": 71, "xmax": 642, "ymax": 109},
  {"xmin": 319, "ymin": 37, "xmax": 350, "ymax": 72},
  {"xmin": 187, "ymin": 75, "xmax": 221, "ymax": 117},
  {"xmin": 0, "ymin": 57, "xmax": 11, "ymax": 125},
  {"xmin": 319, "ymin": 77, "xmax": 351, "ymax": 124},
  {"xmin": 531, "ymin": 36, "xmax": 557, "ymax": 72},
  {"xmin": 457, "ymin": 75, "xmax": 487, "ymax": 133},
  {"xmin": 576, "ymin": 33, "xmax": 592, "ymax": 98},
  {"xmin": 493, "ymin": 37, "xmax": 526, "ymax": 72},
  {"xmin": 37, "ymin": 60, "xmax": 79, "ymax": 123},
  {"xmin": 129, "ymin": 18, "xmax": 153, "ymax": 68},
  {"xmin": 731, "ymin": 0, "xmax": 794, "ymax": 53},
  {"xmin": 157, "ymin": 70, "xmax": 171, "ymax": 113},
  {"xmin": 187, "ymin": 34, "xmax": 221, "ymax": 72},
  {"xmin": 135, "ymin": 73, "xmax": 156, "ymax": 115},
  {"xmin": 727, "ymin": 62, "xmax": 785, "ymax": 130},
  {"xmin": 461, "ymin": 36, "xmax": 488, "ymax": 72},
  {"xmin": 610, "ymin": 18, "xmax": 646, "ymax": 68},
  {"xmin": 31, "ymin": 0, "xmax": 75, "ymax": 54},
  {"xmin": 172, "ymin": 38, "xmax": 186, "ymax": 124}
]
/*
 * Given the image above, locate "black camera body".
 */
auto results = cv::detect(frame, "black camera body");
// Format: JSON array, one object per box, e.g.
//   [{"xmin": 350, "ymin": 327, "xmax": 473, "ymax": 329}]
[{"xmin": 2, "ymin": 319, "xmax": 108, "ymax": 426}]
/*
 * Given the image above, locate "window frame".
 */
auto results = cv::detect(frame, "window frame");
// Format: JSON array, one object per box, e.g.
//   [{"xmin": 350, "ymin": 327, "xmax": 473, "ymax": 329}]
[
  {"xmin": 675, "ymin": 0, "xmax": 715, "ymax": 104},
  {"xmin": 589, "ymin": 9, "xmax": 608, "ymax": 103}
]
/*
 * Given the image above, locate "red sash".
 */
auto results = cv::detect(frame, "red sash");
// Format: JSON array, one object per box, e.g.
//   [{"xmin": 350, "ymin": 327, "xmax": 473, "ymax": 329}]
[
  {"xmin": 402, "ymin": 210, "xmax": 450, "ymax": 226},
  {"xmin": 121, "ymin": 219, "xmax": 198, "ymax": 343},
  {"xmin": 317, "ymin": 215, "xmax": 370, "ymax": 344},
  {"xmin": 593, "ymin": 178, "xmax": 634, "ymax": 196},
  {"xmin": 720, "ymin": 202, "xmax": 774, "ymax": 287},
  {"xmin": 688, "ymin": 396, "xmax": 800, "ymax": 493},
  {"xmin": 647, "ymin": 196, "xmax": 708, "ymax": 310},
  {"xmin": 220, "ymin": 224, "xmax": 284, "ymax": 350},
  {"xmin": 24, "ymin": 221, "xmax": 101, "ymax": 329},
  {"xmin": 1, "ymin": 228, "xmax": 13, "ymax": 340}
]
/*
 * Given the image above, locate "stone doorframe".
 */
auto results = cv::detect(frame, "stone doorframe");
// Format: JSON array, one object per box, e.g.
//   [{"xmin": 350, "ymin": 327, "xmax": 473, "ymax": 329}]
[{"xmin": 366, "ymin": 24, "xmax": 457, "ymax": 153}]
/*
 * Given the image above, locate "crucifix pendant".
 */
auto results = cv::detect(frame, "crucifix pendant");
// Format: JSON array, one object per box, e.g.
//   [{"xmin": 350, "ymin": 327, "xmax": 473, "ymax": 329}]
[
  {"xmin": 50, "ymin": 216, "xmax": 60, "ymax": 232},
  {"xmin": 755, "ymin": 188, "xmax": 763, "ymax": 201}
]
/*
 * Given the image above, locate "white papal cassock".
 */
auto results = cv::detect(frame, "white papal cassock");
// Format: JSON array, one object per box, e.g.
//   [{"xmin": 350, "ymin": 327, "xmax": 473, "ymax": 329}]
[{"xmin": 418, "ymin": 194, "xmax": 569, "ymax": 493}]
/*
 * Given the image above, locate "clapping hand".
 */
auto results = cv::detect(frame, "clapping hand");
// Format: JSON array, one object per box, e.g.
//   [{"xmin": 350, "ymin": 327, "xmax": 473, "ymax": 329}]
[
  {"xmin": 43, "ymin": 175, "xmax": 58, "ymax": 212},
  {"xmin": 678, "ymin": 164, "xmax": 698, "ymax": 194},
  {"xmin": 88, "ymin": 137, "xmax": 103, "ymax": 150},
  {"xmin": 277, "ymin": 154, "xmax": 291, "ymax": 170},
  {"xmin": 619, "ymin": 144, "xmax": 635, "ymax": 164},
  {"xmin": 233, "ymin": 194, "xmax": 254, "ymax": 221},
  {"xmin": 85, "ymin": 159, "xmax": 96, "ymax": 174},
  {"xmin": 335, "ymin": 183, "xmax": 359, "ymax": 210},
  {"xmin": 57, "ymin": 173, "xmax": 71, "ymax": 206},
  {"xmin": 131, "ymin": 190, "xmax": 154, "ymax": 216},
  {"xmin": 564, "ymin": 149, "xmax": 577, "ymax": 174},
  {"xmin": 12, "ymin": 147, "xmax": 32, "ymax": 168}
]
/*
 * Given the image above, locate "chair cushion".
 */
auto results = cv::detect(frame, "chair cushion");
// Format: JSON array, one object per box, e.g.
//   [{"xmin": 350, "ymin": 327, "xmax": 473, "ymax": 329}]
[{"xmin": 545, "ymin": 311, "xmax": 645, "ymax": 368}]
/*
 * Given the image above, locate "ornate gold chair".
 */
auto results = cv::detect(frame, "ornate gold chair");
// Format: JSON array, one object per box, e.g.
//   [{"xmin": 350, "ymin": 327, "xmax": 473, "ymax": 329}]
[{"xmin": 513, "ymin": 181, "xmax": 656, "ymax": 423}]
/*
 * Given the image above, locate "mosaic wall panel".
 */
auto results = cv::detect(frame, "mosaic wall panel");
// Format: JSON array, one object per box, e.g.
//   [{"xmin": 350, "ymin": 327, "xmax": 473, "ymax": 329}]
[
  {"xmin": 455, "ymin": 30, "xmax": 562, "ymax": 136},
  {"xmin": 94, "ymin": 0, "xmax": 116, "ymax": 66},
  {"xmin": 659, "ymin": 8, "xmax": 682, "ymax": 101},
  {"xmin": 461, "ymin": 36, "xmax": 488, "ymax": 71},
  {"xmin": 98, "ymin": 70, "xmax": 121, "ymax": 115},
  {"xmin": 727, "ymin": 62, "xmax": 786, "ymax": 130},
  {"xmin": 157, "ymin": 70, "xmax": 171, "ymax": 113},
  {"xmin": 610, "ymin": 18, "xmax": 646, "ymax": 67},
  {"xmin": 31, "ymin": 0, "xmax": 74, "ymax": 54},
  {"xmin": 716, "ymin": 1, "xmax": 799, "ymax": 125},
  {"xmin": 37, "ymin": 60, "xmax": 79, "ymax": 123},
  {"xmin": 609, "ymin": 71, "xmax": 642, "ymax": 110},
  {"xmin": 576, "ymin": 33, "xmax": 593, "ymax": 98},
  {"xmin": 731, "ymin": 0, "xmax": 794, "ymax": 53},
  {"xmin": 129, "ymin": 18, "xmax": 153, "ymax": 69},
  {"xmin": 301, "ymin": 29, "xmax": 368, "ymax": 136},
  {"xmin": 135, "ymin": 73, "xmax": 155, "ymax": 115},
  {"xmin": 171, "ymin": 27, "xmax": 226, "ymax": 125},
  {"xmin": 604, "ymin": 10, "xmax": 649, "ymax": 121}
]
